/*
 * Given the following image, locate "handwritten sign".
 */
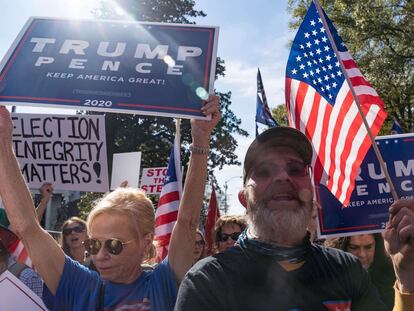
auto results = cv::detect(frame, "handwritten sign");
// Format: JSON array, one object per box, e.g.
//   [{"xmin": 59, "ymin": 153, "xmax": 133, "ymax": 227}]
[
  {"xmin": 0, "ymin": 18, "xmax": 219, "ymax": 119},
  {"xmin": 318, "ymin": 133, "xmax": 414, "ymax": 237},
  {"xmin": 140, "ymin": 167, "xmax": 167, "ymax": 195},
  {"xmin": 12, "ymin": 113, "xmax": 109, "ymax": 192}
]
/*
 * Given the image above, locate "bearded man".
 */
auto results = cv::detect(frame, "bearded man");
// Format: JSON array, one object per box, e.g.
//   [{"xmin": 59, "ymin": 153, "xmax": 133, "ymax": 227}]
[{"xmin": 175, "ymin": 127, "xmax": 414, "ymax": 311}]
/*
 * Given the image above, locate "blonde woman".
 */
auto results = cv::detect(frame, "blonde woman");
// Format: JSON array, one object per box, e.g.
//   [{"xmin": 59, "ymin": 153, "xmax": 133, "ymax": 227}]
[{"xmin": 0, "ymin": 96, "xmax": 220, "ymax": 310}]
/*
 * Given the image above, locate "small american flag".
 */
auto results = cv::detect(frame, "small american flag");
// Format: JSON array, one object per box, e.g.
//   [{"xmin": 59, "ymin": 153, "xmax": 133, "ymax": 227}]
[
  {"xmin": 0, "ymin": 223, "xmax": 33, "ymax": 268},
  {"xmin": 9, "ymin": 240, "xmax": 33, "ymax": 268},
  {"xmin": 154, "ymin": 136, "xmax": 182, "ymax": 261},
  {"xmin": 285, "ymin": 1, "xmax": 387, "ymax": 206}
]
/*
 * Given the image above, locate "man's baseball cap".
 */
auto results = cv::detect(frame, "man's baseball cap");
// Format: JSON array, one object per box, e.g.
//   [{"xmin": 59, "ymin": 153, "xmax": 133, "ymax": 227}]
[{"xmin": 243, "ymin": 127, "xmax": 313, "ymax": 184}]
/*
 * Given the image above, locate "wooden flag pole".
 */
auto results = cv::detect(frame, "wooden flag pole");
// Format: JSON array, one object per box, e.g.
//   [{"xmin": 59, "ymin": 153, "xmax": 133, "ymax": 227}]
[{"xmin": 313, "ymin": 0, "xmax": 399, "ymax": 202}]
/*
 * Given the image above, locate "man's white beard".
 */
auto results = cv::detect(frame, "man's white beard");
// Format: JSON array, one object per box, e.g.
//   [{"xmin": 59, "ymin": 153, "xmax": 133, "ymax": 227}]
[{"xmin": 248, "ymin": 196, "xmax": 312, "ymax": 247}]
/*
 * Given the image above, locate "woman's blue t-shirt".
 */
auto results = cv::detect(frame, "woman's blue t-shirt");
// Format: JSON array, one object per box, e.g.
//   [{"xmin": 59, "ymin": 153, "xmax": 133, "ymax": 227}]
[{"xmin": 43, "ymin": 256, "xmax": 177, "ymax": 311}]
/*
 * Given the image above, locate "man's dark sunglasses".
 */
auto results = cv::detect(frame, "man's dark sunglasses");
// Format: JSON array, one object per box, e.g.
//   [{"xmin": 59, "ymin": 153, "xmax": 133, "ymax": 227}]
[
  {"xmin": 83, "ymin": 238, "xmax": 134, "ymax": 255},
  {"xmin": 218, "ymin": 232, "xmax": 241, "ymax": 242},
  {"xmin": 62, "ymin": 225, "xmax": 86, "ymax": 236}
]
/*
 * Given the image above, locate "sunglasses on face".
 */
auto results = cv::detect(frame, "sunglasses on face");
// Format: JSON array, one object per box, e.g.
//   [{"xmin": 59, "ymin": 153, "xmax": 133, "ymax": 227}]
[
  {"xmin": 83, "ymin": 238, "xmax": 135, "ymax": 255},
  {"xmin": 252, "ymin": 160, "xmax": 309, "ymax": 179},
  {"xmin": 63, "ymin": 225, "xmax": 86, "ymax": 236},
  {"xmin": 218, "ymin": 232, "xmax": 241, "ymax": 243},
  {"xmin": 195, "ymin": 240, "xmax": 205, "ymax": 247}
]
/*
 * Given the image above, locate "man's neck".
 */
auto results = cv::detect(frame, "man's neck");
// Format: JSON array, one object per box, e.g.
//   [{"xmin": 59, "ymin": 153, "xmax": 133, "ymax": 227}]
[{"xmin": 247, "ymin": 228, "xmax": 306, "ymax": 248}]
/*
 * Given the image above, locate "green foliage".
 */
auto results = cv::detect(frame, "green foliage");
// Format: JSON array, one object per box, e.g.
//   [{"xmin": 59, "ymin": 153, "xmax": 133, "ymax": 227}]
[
  {"xmin": 93, "ymin": 0, "xmax": 206, "ymax": 23},
  {"xmin": 77, "ymin": 191, "xmax": 104, "ymax": 220},
  {"xmin": 271, "ymin": 104, "xmax": 288, "ymax": 126},
  {"xmin": 288, "ymin": 0, "xmax": 414, "ymax": 134}
]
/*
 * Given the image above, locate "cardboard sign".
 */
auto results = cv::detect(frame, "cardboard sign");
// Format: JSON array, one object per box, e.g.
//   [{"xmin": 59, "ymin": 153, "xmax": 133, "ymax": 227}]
[
  {"xmin": 0, "ymin": 18, "xmax": 219, "ymax": 119},
  {"xmin": 12, "ymin": 113, "xmax": 109, "ymax": 192},
  {"xmin": 0, "ymin": 270, "xmax": 47, "ymax": 310},
  {"xmin": 111, "ymin": 152, "xmax": 141, "ymax": 190},
  {"xmin": 140, "ymin": 167, "xmax": 168, "ymax": 195},
  {"xmin": 318, "ymin": 133, "xmax": 414, "ymax": 237}
]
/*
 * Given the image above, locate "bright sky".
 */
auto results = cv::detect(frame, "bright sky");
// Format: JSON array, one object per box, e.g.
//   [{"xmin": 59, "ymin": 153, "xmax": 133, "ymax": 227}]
[{"xmin": 0, "ymin": 0, "xmax": 295, "ymax": 215}]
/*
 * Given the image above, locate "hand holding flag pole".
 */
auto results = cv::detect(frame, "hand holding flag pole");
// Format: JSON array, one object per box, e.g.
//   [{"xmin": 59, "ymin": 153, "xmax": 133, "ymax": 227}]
[{"xmin": 313, "ymin": 0, "xmax": 398, "ymax": 202}]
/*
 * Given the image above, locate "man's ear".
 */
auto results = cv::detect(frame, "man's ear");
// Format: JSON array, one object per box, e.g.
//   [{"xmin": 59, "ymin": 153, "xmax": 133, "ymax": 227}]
[{"xmin": 238, "ymin": 190, "xmax": 247, "ymax": 208}]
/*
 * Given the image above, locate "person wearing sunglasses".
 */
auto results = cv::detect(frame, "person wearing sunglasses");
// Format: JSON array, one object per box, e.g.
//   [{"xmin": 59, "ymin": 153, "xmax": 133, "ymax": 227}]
[
  {"xmin": 213, "ymin": 215, "xmax": 247, "ymax": 253},
  {"xmin": 193, "ymin": 230, "xmax": 205, "ymax": 264},
  {"xmin": 0, "ymin": 96, "xmax": 220, "ymax": 311},
  {"xmin": 60, "ymin": 217, "xmax": 89, "ymax": 265},
  {"xmin": 176, "ymin": 127, "xmax": 414, "ymax": 311}
]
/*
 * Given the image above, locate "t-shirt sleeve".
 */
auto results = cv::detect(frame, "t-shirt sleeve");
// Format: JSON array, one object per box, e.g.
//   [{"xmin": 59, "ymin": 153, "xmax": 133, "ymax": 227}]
[
  {"xmin": 42, "ymin": 255, "xmax": 100, "ymax": 311},
  {"xmin": 174, "ymin": 258, "xmax": 228, "ymax": 311},
  {"xmin": 150, "ymin": 257, "xmax": 178, "ymax": 310}
]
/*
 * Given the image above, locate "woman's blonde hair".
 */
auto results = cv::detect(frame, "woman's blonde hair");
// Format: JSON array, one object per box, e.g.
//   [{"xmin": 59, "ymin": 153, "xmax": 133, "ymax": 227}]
[{"xmin": 87, "ymin": 187, "xmax": 157, "ymax": 261}]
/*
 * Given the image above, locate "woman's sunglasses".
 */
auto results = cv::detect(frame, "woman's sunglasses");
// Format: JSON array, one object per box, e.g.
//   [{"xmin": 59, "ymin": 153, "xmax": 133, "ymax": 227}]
[
  {"xmin": 218, "ymin": 232, "xmax": 241, "ymax": 242},
  {"xmin": 62, "ymin": 225, "xmax": 85, "ymax": 236},
  {"xmin": 83, "ymin": 238, "xmax": 135, "ymax": 255}
]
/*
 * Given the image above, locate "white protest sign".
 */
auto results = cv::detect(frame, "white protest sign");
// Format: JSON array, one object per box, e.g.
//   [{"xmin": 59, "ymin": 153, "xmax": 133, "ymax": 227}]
[
  {"xmin": 111, "ymin": 152, "xmax": 141, "ymax": 190},
  {"xmin": 11, "ymin": 113, "xmax": 109, "ymax": 192},
  {"xmin": 0, "ymin": 270, "xmax": 47, "ymax": 310},
  {"xmin": 140, "ymin": 167, "xmax": 168, "ymax": 195}
]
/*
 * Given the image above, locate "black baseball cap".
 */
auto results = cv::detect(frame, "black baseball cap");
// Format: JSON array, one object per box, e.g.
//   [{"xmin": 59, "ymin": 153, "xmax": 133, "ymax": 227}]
[{"xmin": 243, "ymin": 127, "xmax": 313, "ymax": 184}]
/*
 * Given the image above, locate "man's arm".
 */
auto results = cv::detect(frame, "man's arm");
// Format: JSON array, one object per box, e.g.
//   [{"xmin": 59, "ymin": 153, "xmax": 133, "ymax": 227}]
[
  {"xmin": 36, "ymin": 182, "xmax": 53, "ymax": 223},
  {"xmin": 0, "ymin": 106, "xmax": 65, "ymax": 294},
  {"xmin": 168, "ymin": 95, "xmax": 220, "ymax": 283},
  {"xmin": 383, "ymin": 199, "xmax": 414, "ymax": 310}
]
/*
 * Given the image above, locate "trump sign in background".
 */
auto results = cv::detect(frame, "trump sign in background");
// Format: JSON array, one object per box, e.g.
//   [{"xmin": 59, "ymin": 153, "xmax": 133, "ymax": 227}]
[
  {"xmin": 0, "ymin": 18, "xmax": 219, "ymax": 119},
  {"xmin": 318, "ymin": 133, "xmax": 414, "ymax": 238}
]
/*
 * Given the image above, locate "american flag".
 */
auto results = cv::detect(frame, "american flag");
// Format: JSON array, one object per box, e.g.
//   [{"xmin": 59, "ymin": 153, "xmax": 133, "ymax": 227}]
[
  {"xmin": 285, "ymin": 1, "xmax": 387, "ymax": 206},
  {"xmin": 256, "ymin": 68, "xmax": 278, "ymax": 136},
  {"xmin": 154, "ymin": 136, "xmax": 182, "ymax": 261},
  {"xmin": 204, "ymin": 185, "xmax": 220, "ymax": 256},
  {"xmin": 0, "ymin": 223, "xmax": 33, "ymax": 268},
  {"xmin": 9, "ymin": 240, "xmax": 33, "ymax": 268}
]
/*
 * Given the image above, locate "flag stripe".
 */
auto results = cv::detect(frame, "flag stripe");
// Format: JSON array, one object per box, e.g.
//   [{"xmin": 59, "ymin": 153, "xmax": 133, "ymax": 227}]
[
  {"xmin": 158, "ymin": 191, "xmax": 180, "ymax": 207},
  {"xmin": 155, "ymin": 200, "xmax": 180, "ymax": 216},
  {"xmin": 155, "ymin": 211, "xmax": 178, "ymax": 227},
  {"xmin": 154, "ymin": 137, "xmax": 182, "ymax": 261},
  {"xmin": 350, "ymin": 76, "xmax": 373, "ymax": 87},
  {"xmin": 325, "ymin": 88, "xmax": 355, "ymax": 192},
  {"xmin": 155, "ymin": 221, "xmax": 177, "ymax": 237}
]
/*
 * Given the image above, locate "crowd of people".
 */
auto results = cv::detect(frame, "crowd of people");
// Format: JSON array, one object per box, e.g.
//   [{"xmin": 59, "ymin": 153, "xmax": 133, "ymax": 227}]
[{"xmin": 0, "ymin": 97, "xmax": 414, "ymax": 310}]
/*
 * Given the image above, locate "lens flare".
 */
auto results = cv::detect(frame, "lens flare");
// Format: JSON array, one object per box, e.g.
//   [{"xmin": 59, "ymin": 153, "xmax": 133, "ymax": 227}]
[
  {"xmin": 196, "ymin": 87, "xmax": 209, "ymax": 100},
  {"xmin": 163, "ymin": 55, "xmax": 176, "ymax": 67}
]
